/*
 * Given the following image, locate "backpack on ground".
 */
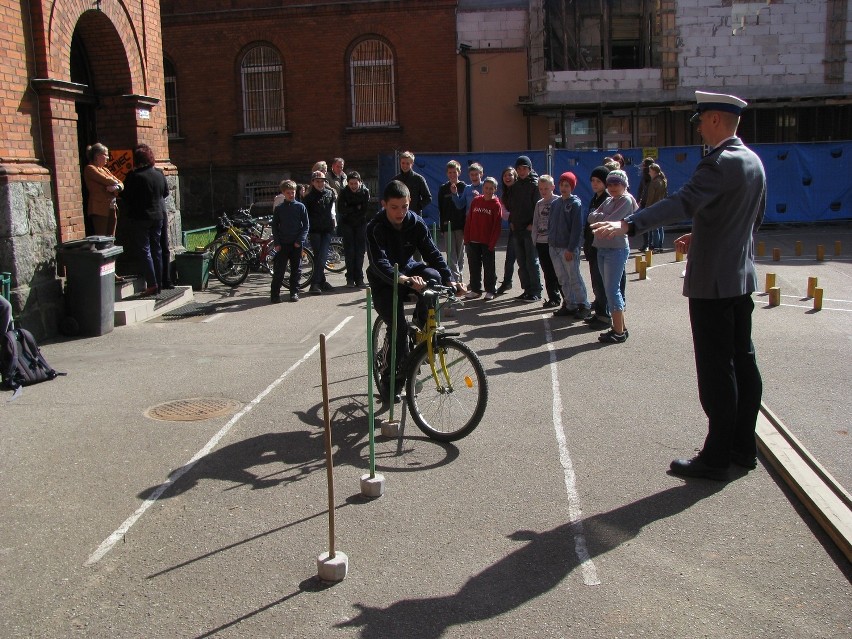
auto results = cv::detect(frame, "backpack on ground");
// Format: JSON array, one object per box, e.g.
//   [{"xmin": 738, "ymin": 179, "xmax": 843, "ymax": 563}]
[{"xmin": 1, "ymin": 326, "xmax": 63, "ymax": 391}]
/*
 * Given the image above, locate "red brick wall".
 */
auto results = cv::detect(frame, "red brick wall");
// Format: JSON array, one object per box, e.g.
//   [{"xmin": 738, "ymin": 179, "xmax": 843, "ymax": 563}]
[
  {"xmin": 1, "ymin": 1, "xmax": 173, "ymax": 242},
  {"xmin": 161, "ymin": 1, "xmax": 459, "ymax": 185}
]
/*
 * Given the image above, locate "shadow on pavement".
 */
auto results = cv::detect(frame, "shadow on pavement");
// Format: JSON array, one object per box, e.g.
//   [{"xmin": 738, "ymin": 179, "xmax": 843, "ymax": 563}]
[{"xmin": 336, "ymin": 482, "xmax": 725, "ymax": 639}]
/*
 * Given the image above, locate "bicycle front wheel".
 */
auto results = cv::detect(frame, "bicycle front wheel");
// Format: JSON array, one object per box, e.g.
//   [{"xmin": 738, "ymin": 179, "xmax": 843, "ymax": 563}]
[
  {"xmin": 405, "ymin": 337, "xmax": 487, "ymax": 442},
  {"xmin": 213, "ymin": 242, "xmax": 250, "ymax": 287}
]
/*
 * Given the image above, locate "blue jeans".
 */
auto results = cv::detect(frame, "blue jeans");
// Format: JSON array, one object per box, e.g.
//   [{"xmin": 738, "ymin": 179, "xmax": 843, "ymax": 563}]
[
  {"xmin": 130, "ymin": 218, "xmax": 162, "ymax": 290},
  {"xmin": 550, "ymin": 247, "xmax": 588, "ymax": 308},
  {"xmin": 308, "ymin": 231, "xmax": 332, "ymax": 286},
  {"xmin": 596, "ymin": 247, "xmax": 629, "ymax": 312},
  {"xmin": 513, "ymin": 227, "xmax": 541, "ymax": 296}
]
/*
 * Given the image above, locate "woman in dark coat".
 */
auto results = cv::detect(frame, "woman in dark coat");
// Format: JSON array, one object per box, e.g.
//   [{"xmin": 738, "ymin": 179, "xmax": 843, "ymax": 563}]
[{"xmin": 121, "ymin": 144, "xmax": 168, "ymax": 295}]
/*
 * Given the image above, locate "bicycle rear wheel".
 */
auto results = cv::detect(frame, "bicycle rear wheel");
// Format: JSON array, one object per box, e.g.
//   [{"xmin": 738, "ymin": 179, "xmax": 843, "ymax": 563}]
[
  {"xmin": 213, "ymin": 242, "xmax": 250, "ymax": 287},
  {"xmin": 371, "ymin": 316, "xmax": 388, "ymax": 391},
  {"xmin": 325, "ymin": 238, "xmax": 345, "ymax": 273},
  {"xmin": 405, "ymin": 337, "xmax": 488, "ymax": 442}
]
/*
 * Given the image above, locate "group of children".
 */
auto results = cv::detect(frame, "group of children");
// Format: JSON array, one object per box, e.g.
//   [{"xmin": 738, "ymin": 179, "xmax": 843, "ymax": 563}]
[
  {"xmin": 440, "ymin": 155, "xmax": 643, "ymax": 344},
  {"xmin": 269, "ymin": 168, "xmax": 372, "ymax": 303}
]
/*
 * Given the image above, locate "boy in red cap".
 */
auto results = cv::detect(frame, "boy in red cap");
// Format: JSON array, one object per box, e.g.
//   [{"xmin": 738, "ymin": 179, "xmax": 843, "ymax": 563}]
[{"xmin": 549, "ymin": 171, "xmax": 590, "ymax": 318}]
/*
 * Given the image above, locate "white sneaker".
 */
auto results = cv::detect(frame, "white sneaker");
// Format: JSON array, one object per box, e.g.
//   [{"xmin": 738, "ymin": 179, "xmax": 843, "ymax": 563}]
[
  {"xmin": 464, "ymin": 290, "xmax": 482, "ymax": 299},
  {"xmin": 484, "ymin": 292, "xmax": 495, "ymax": 300}
]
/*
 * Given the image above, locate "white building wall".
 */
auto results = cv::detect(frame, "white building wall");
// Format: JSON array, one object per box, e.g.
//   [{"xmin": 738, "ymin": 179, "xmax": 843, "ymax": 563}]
[
  {"xmin": 543, "ymin": 0, "xmax": 851, "ymax": 105},
  {"xmin": 457, "ymin": 9, "xmax": 527, "ymax": 50}
]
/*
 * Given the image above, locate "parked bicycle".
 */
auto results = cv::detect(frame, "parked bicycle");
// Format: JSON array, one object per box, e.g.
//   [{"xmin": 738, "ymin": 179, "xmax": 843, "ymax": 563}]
[
  {"xmin": 371, "ymin": 282, "xmax": 488, "ymax": 442},
  {"xmin": 211, "ymin": 213, "xmax": 315, "ymax": 288}
]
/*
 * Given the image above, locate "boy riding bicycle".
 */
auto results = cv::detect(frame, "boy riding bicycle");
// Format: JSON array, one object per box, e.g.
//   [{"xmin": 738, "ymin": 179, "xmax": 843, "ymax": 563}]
[{"xmin": 366, "ymin": 180, "xmax": 465, "ymax": 398}]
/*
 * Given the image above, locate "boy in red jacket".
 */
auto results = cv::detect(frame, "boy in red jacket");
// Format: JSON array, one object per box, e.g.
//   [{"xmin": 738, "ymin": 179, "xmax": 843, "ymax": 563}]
[{"xmin": 463, "ymin": 177, "xmax": 503, "ymax": 300}]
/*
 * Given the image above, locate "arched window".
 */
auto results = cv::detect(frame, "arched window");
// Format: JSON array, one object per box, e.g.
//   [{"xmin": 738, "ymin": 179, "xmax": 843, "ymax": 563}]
[
  {"xmin": 240, "ymin": 45, "xmax": 285, "ymax": 132},
  {"xmin": 349, "ymin": 39, "xmax": 397, "ymax": 127},
  {"xmin": 163, "ymin": 58, "xmax": 179, "ymax": 138}
]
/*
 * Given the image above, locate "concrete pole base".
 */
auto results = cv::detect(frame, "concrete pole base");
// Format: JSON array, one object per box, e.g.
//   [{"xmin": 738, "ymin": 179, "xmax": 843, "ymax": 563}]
[
  {"xmin": 360, "ymin": 473, "xmax": 386, "ymax": 498},
  {"xmin": 381, "ymin": 420, "xmax": 401, "ymax": 438},
  {"xmin": 317, "ymin": 551, "xmax": 348, "ymax": 582}
]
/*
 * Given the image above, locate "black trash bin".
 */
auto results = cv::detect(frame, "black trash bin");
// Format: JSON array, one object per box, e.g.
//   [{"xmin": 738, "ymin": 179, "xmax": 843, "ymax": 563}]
[{"xmin": 58, "ymin": 236, "xmax": 124, "ymax": 336}]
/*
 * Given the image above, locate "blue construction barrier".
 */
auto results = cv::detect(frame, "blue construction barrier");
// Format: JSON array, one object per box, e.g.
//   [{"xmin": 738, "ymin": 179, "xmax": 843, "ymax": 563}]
[{"xmin": 379, "ymin": 141, "xmax": 851, "ymax": 225}]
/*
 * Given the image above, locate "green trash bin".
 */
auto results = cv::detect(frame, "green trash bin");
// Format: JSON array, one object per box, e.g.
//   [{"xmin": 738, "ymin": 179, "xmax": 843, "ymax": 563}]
[
  {"xmin": 175, "ymin": 249, "xmax": 211, "ymax": 291},
  {"xmin": 58, "ymin": 236, "xmax": 123, "ymax": 336}
]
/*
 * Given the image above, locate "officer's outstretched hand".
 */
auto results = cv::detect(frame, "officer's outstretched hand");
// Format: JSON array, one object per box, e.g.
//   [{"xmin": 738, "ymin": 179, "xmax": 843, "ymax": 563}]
[{"xmin": 674, "ymin": 233, "xmax": 692, "ymax": 254}]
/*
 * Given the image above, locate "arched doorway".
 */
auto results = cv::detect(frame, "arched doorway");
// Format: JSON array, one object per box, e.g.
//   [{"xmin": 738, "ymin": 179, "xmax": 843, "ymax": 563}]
[{"xmin": 68, "ymin": 11, "xmax": 136, "ymax": 251}]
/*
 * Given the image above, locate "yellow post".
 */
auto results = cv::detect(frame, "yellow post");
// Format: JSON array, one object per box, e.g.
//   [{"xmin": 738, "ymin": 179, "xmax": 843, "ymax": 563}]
[
  {"xmin": 835, "ymin": 241, "xmax": 842, "ymax": 256},
  {"xmin": 772, "ymin": 247, "xmax": 781, "ymax": 261},
  {"xmin": 638, "ymin": 258, "xmax": 647, "ymax": 280},
  {"xmin": 795, "ymin": 241, "xmax": 802, "ymax": 256},
  {"xmin": 768, "ymin": 287, "xmax": 781, "ymax": 307},
  {"xmin": 634, "ymin": 255, "xmax": 643, "ymax": 272},
  {"xmin": 765, "ymin": 272, "xmax": 776, "ymax": 293},
  {"xmin": 645, "ymin": 249, "xmax": 653, "ymax": 267},
  {"xmin": 807, "ymin": 276, "xmax": 818, "ymax": 298},
  {"xmin": 675, "ymin": 248, "xmax": 683, "ymax": 262},
  {"xmin": 813, "ymin": 288, "xmax": 823, "ymax": 311},
  {"xmin": 816, "ymin": 244, "xmax": 825, "ymax": 261},
  {"xmin": 756, "ymin": 241, "xmax": 765, "ymax": 257}
]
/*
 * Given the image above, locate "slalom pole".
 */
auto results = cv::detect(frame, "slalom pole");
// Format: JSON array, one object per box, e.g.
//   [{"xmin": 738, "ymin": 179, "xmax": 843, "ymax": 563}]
[
  {"xmin": 316, "ymin": 333, "xmax": 348, "ymax": 581},
  {"xmin": 360, "ymin": 288, "xmax": 385, "ymax": 497},
  {"xmin": 388, "ymin": 264, "xmax": 399, "ymax": 423},
  {"xmin": 366, "ymin": 288, "xmax": 376, "ymax": 478}
]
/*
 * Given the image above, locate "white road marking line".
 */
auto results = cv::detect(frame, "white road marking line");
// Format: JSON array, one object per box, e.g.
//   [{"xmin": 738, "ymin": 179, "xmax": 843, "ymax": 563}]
[
  {"xmin": 85, "ymin": 316, "xmax": 354, "ymax": 567},
  {"xmin": 201, "ymin": 313, "xmax": 223, "ymax": 323},
  {"xmin": 542, "ymin": 316, "xmax": 601, "ymax": 586}
]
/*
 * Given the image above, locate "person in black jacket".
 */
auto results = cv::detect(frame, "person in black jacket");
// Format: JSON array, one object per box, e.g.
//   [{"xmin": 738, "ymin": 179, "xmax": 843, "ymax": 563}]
[
  {"xmin": 366, "ymin": 180, "xmax": 464, "ymax": 400},
  {"xmin": 392, "ymin": 151, "xmax": 432, "ymax": 216},
  {"xmin": 508, "ymin": 155, "xmax": 542, "ymax": 301},
  {"xmin": 120, "ymin": 144, "xmax": 168, "ymax": 296},
  {"xmin": 336, "ymin": 171, "xmax": 372, "ymax": 287},
  {"xmin": 302, "ymin": 170, "xmax": 337, "ymax": 293}
]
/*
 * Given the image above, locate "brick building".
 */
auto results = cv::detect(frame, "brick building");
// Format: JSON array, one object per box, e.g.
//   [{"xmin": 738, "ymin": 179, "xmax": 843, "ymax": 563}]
[
  {"xmin": 1, "ymin": 0, "xmax": 177, "ymax": 336},
  {"xmin": 160, "ymin": 0, "xmax": 460, "ymax": 218}
]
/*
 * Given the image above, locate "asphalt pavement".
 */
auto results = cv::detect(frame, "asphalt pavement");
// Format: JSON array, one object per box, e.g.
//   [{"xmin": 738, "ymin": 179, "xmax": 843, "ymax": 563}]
[{"xmin": 1, "ymin": 225, "xmax": 850, "ymax": 638}]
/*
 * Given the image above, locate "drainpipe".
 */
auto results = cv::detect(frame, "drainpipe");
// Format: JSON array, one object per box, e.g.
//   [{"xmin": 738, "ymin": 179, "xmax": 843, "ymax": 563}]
[{"xmin": 459, "ymin": 43, "xmax": 472, "ymax": 152}]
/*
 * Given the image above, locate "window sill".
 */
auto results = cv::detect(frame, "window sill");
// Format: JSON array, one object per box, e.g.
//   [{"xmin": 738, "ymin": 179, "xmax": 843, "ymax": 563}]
[
  {"xmin": 344, "ymin": 125, "xmax": 402, "ymax": 134},
  {"xmin": 233, "ymin": 130, "xmax": 292, "ymax": 139}
]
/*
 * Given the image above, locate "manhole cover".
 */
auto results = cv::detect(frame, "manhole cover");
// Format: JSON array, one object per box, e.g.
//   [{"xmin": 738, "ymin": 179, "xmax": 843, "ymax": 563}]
[{"xmin": 145, "ymin": 397, "xmax": 242, "ymax": 422}]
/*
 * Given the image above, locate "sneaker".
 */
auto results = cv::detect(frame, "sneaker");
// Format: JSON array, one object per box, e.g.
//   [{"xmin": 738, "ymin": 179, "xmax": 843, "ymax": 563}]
[
  {"xmin": 598, "ymin": 329, "xmax": 627, "ymax": 344},
  {"xmin": 270, "ymin": 295, "xmax": 282, "ymax": 304},
  {"xmin": 542, "ymin": 298, "xmax": 560, "ymax": 308},
  {"xmin": 484, "ymin": 292, "xmax": 495, "ymax": 300},
  {"xmin": 584, "ymin": 313, "xmax": 611, "ymax": 327},
  {"xmin": 523, "ymin": 294, "xmax": 541, "ymax": 302},
  {"xmin": 290, "ymin": 293, "xmax": 300, "ymax": 302},
  {"xmin": 515, "ymin": 291, "xmax": 529, "ymax": 300},
  {"xmin": 309, "ymin": 285, "xmax": 322, "ymax": 294},
  {"xmin": 553, "ymin": 306, "xmax": 573, "ymax": 317},
  {"xmin": 320, "ymin": 281, "xmax": 334, "ymax": 292},
  {"xmin": 346, "ymin": 281, "xmax": 357, "ymax": 288},
  {"xmin": 356, "ymin": 281, "xmax": 366, "ymax": 288},
  {"xmin": 496, "ymin": 282, "xmax": 513, "ymax": 295},
  {"xmin": 574, "ymin": 306, "xmax": 593, "ymax": 320},
  {"xmin": 464, "ymin": 290, "xmax": 482, "ymax": 299}
]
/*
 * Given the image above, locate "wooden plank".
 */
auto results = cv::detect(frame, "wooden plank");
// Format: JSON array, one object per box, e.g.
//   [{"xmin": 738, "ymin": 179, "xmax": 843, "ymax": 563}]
[{"xmin": 756, "ymin": 405, "xmax": 852, "ymax": 562}]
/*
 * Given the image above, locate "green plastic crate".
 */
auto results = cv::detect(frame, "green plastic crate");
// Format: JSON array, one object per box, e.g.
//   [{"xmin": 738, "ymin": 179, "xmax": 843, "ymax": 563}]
[{"xmin": 182, "ymin": 226, "xmax": 218, "ymax": 252}]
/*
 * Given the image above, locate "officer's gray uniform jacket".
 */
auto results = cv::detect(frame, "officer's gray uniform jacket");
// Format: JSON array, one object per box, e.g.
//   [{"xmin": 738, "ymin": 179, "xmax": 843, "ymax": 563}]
[{"xmin": 630, "ymin": 137, "xmax": 766, "ymax": 299}]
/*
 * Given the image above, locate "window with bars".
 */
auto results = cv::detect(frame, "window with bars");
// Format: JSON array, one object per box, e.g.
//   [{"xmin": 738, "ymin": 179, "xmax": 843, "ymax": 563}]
[
  {"xmin": 349, "ymin": 39, "xmax": 397, "ymax": 128},
  {"xmin": 241, "ymin": 45, "xmax": 286, "ymax": 133},
  {"xmin": 164, "ymin": 58, "xmax": 180, "ymax": 138}
]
